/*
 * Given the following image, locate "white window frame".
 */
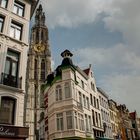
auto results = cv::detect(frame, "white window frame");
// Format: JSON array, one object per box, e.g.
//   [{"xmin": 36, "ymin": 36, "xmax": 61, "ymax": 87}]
[
  {"xmin": 56, "ymin": 113, "xmax": 63, "ymax": 131},
  {"xmin": 56, "ymin": 85, "xmax": 62, "ymax": 101},
  {"xmin": 65, "ymin": 82, "xmax": 71, "ymax": 99},
  {"xmin": 10, "ymin": 22, "xmax": 22, "ymax": 40}
]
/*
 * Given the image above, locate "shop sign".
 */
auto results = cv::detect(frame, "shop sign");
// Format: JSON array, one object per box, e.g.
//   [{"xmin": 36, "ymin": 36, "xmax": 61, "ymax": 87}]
[
  {"xmin": 0, "ymin": 126, "xmax": 15, "ymax": 137},
  {"xmin": 0, "ymin": 125, "xmax": 29, "ymax": 138}
]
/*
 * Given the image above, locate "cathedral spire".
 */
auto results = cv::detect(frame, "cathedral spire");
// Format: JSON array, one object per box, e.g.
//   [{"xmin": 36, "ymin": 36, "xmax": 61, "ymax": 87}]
[{"xmin": 35, "ymin": 4, "xmax": 45, "ymax": 26}]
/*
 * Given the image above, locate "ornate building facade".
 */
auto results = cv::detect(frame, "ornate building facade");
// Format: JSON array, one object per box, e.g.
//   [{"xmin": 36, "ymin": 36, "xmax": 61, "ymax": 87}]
[
  {"xmin": 44, "ymin": 50, "xmax": 104, "ymax": 140},
  {"xmin": 98, "ymin": 87, "xmax": 113, "ymax": 139},
  {"xmin": 0, "ymin": 0, "xmax": 38, "ymax": 140},
  {"xmin": 25, "ymin": 4, "xmax": 51, "ymax": 140}
]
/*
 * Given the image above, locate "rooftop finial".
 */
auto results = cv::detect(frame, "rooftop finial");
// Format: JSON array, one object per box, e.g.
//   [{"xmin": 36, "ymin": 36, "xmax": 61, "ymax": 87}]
[{"xmin": 61, "ymin": 50, "xmax": 73, "ymax": 58}]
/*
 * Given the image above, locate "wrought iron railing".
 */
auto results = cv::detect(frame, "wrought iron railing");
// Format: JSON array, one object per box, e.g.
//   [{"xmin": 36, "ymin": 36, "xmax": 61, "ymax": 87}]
[{"xmin": 0, "ymin": 73, "xmax": 22, "ymax": 88}]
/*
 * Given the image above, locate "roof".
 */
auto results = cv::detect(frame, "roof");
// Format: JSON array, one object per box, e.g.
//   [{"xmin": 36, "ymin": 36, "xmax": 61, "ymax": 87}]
[
  {"xmin": 130, "ymin": 111, "xmax": 136, "ymax": 120},
  {"xmin": 83, "ymin": 68, "xmax": 90, "ymax": 75},
  {"xmin": 97, "ymin": 87, "xmax": 109, "ymax": 98}
]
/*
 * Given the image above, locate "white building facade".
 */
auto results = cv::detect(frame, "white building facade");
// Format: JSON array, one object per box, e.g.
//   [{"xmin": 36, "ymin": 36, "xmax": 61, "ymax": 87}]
[
  {"xmin": 109, "ymin": 99, "xmax": 119, "ymax": 139},
  {"xmin": 44, "ymin": 50, "xmax": 104, "ymax": 140},
  {"xmin": 97, "ymin": 87, "xmax": 113, "ymax": 139},
  {"xmin": 0, "ymin": 0, "xmax": 38, "ymax": 139}
]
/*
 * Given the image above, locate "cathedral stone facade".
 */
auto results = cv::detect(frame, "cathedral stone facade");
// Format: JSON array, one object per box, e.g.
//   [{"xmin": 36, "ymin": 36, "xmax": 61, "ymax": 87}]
[{"xmin": 25, "ymin": 4, "xmax": 51, "ymax": 140}]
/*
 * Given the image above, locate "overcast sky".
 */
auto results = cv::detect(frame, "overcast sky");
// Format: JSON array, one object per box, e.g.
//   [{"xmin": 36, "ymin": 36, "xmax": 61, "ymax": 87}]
[{"xmin": 36, "ymin": 0, "xmax": 140, "ymax": 115}]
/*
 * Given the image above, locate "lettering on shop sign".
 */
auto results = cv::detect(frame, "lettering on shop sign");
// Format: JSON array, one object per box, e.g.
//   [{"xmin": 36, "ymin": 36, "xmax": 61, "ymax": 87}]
[{"xmin": 0, "ymin": 126, "xmax": 15, "ymax": 136}]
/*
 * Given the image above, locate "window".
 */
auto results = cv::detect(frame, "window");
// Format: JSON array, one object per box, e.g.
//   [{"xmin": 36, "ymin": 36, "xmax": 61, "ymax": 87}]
[
  {"xmin": 56, "ymin": 113, "xmax": 63, "ymax": 131},
  {"xmin": 90, "ymin": 94, "xmax": 93, "ymax": 105},
  {"xmin": 95, "ymin": 112, "xmax": 98, "ymax": 127},
  {"xmin": 0, "ymin": 0, "xmax": 8, "ymax": 8},
  {"xmin": 85, "ymin": 114, "xmax": 89, "ymax": 131},
  {"xmin": 10, "ymin": 21, "xmax": 22, "ymax": 40},
  {"xmin": 92, "ymin": 110, "xmax": 95, "ymax": 126},
  {"xmin": 98, "ymin": 114, "xmax": 101, "ymax": 128},
  {"xmin": 83, "ymin": 95, "xmax": 86, "ymax": 107},
  {"xmin": 13, "ymin": 1, "xmax": 25, "ymax": 17},
  {"xmin": 79, "ymin": 92, "xmax": 82, "ymax": 105},
  {"xmin": 34, "ymin": 59, "xmax": 37, "ymax": 80},
  {"xmin": 91, "ymin": 82, "xmax": 95, "ymax": 91},
  {"xmin": 56, "ymin": 85, "xmax": 62, "ymax": 101},
  {"xmin": 3, "ymin": 50, "xmax": 20, "ymax": 87},
  {"xmin": 65, "ymin": 82, "xmax": 71, "ymax": 98},
  {"xmin": 94, "ymin": 96, "xmax": 96, "ymax": 107},
  {"xmin": 74, "ymin": 112, "xmax": 78, "ymax": 129},
  {"xmin": 0, "ymin": 97, "xmax": 16, "ymax": 124},
  {"xmin": 78, "ymin": 113, "xmax": 84, "ymax": 131},
  {"xmin": 88, "ymin": 116, "xmax": 92, "ymax": 131},
  {"xmin": 81, "ymin": 80, "xmax": 84, "ymax": 89},
  {"xmin": 66, "ymin": 111, "xmax": 73, "ymax": 129},
  {"xmin": 41, "ymin": 59, "xmax": 45, "ymax": 80},
  {"xmin": 97, "ymin": 99, "xmax": 99, "ymax": 109},
  {"xmin": 86, "ymin": 97, "xmax": 89, "ymax": 109},
  {"xmin": 81, "ymin": 114, "xmax": 84, "ymax": 131},
  {"xmin": 0, "ymin": 16, "xmax": 4, "ymax": 32}
]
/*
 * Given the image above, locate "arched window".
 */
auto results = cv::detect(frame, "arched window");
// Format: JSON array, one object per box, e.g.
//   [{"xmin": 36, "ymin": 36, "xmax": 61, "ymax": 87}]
[
  {"xmin": 65, "ymin": 82, "xmax": 70, "ymax": 98},
  {"xmin": 56, "ymin": 85, "xmax": 62, "ymax": 101},
  {"xmin": 41, "ymin": 59, "xmax": 45, "ymax": 80},
  {"xmin": 0, "ymin": 96, "xmax": 16, "ymax": 125},
  {"xmin": 34, "ymin": 59, "xmax": 37, "ymax": 80}
]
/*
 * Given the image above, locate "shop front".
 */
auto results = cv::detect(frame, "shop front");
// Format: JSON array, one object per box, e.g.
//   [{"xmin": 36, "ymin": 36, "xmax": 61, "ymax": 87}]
[{"xmin": 0, "ymin": 124, "xmax": 29, "ymax": 140}]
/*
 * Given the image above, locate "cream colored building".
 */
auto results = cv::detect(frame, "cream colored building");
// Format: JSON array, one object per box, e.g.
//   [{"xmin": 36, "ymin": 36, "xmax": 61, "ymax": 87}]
[
  {"xmin": 98, "ymin": 87, "xmax": 113, "ymax": 139},
  {"xmin": 0, "ymin": 0, "xmax": 38, "ymax": 139},
  {"xmin": 108, "ymin": 99, "xmax": 119, "ymax": 139},
  {"xmin": 44, "ymin": 50, "xmax": 104, "ymax": 140}
]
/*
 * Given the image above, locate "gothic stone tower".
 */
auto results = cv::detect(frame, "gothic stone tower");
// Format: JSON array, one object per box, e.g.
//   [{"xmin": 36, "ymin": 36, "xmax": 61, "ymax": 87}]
[{"xmin": 25, "ymin": 4, "xmax": 51, "ymax": 140}]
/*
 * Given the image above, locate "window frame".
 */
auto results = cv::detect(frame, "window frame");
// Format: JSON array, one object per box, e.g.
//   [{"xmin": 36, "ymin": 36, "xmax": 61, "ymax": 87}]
[
  {"xmin": 0, "ymin": 0, "xmax": 8, "ymax": 8},
  {"xmin": 0, "ymin": 96, "xmax": 16, "ymax": 125},
  {"xmin": 13, "ymin": 0, "xmax": 25, "ymax": 17},
  {"xmin": 56, "ymin": 85, "xmax": 62, "ymax": 101},
  {"xmin": 66, "ymin": 111, "xmax": 73, "ymax": 129},
  {"xmin": 3, "ymin": 49, "xmax": 20, "ymax": 87},
  {"xmin": 56, "ymin": 113, "xmax": 63, "ymax": 131},
  {"xmin": 10, "ymin": 21, "xmax": 22, "ymax": 40},
  {"xmin": 0, "ymin": 15, "xmax": 4, "ymax": 32},
  {"xmin": 65, "ymin": 82, "xmax": 71, "ymax": 99}
]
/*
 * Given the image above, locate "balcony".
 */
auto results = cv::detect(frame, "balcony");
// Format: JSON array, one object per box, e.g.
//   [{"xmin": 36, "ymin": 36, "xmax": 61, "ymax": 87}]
[{"xmin": 0, "ymin": 73, "xmax": 22, "ymax": 88}]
